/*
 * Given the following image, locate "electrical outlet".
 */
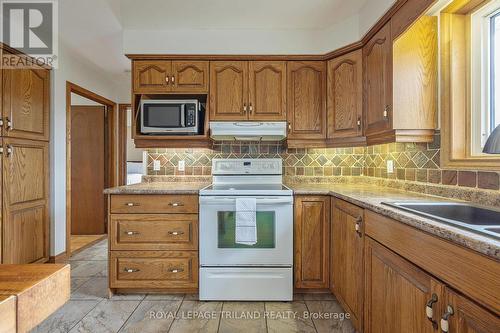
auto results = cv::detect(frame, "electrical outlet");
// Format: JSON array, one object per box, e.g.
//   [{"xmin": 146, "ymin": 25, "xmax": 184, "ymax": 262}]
[
  {"xmin": 387, "ymin": 160, "xmax": 394, "ymax": 174},
  {"xmin": 178, "ymin": 160, "xmax": 185, "ymax": 172},
  {"xmin": 153, "ymin": 160, "xmax": 161, "ymax": 171}
]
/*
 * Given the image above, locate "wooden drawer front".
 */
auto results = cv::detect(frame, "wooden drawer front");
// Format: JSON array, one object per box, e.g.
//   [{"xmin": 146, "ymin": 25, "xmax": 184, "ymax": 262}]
[
  {"xmin": 365, "ymin": 210, "xmax": 500, "ymax": 314},
  {"xmin": 110, "ymin": 214, "xmax": 198, "ymax": 251},
  {"xmin": 110, "ymin": 195, "xmax": 198, "ymax": 214},
  {"xmin": 110, "ymin": 251, "xmax": 198, "ymax": 289}
]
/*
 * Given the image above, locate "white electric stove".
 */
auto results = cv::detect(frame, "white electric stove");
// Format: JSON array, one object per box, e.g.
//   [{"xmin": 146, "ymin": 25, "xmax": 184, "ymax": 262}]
[{"xmin": 199, "ymin": 159, "xmax": 293, "ymax": 301}]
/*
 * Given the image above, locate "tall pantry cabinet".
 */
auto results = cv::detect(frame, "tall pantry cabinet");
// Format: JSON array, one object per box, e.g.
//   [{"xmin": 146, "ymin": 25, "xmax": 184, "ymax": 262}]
[{"xmin": 0, "ymin": 45, "xmax": 51, "ymax": 264}]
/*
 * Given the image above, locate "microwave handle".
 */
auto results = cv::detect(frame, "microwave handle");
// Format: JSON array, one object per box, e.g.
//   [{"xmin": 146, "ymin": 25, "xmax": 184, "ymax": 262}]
[{"xmin": 181, "ymin": 104, "xmax": 186, "ymax": 127}]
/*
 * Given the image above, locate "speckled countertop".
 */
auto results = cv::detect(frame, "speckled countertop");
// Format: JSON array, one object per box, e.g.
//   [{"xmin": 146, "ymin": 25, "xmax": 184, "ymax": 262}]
[
  {"xmin": 104, "ymin": 181, "xmax": 500, "ymax": 260},
  {"xmin": 288, "ymin": 183, "xmax": 500, "ymax": 260},
  {"xmin": 103, "ymin": 182, "xmax": 209, "ymax": 195}
]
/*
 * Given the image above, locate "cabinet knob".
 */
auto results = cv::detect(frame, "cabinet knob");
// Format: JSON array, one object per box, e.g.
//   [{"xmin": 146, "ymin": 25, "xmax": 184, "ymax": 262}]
[
  {"xmin": 124, "ymin": 268, "xmax": 140, "ymax": 273},
  {"xmin": 383, "ymin": 106, "xmax": 389, "ymax": 119},
  {"xmin": 440, "ymin": 305, "xmax": 454, "ymax": 333},
  {"xmin": 168, "ymin": 268, "xmax": 184, "ymax": 273},
  {"xmin": 169, "ymin": 202, "xmax": 184, "ymax": 207},
  {"xmin": 171, "ymin": 75, "xmax": 175, "ymax": 84},
  {"xmin": 249, "ymin": 103, "xmax": 253, "ymax": 114},
  {"xmin": 288, "ymin": 122, "xmax": 292, "ymax": 133},
  {"xmin": 357, "ymin": 117, "xmax": 362, "ymax": 129},
  {"xmin": 0, "ymin": 118, "xmax": 3, "ymax": 127},
  {"xmin": 355, "ymin": 216, "xmax": 363, "ymax": 237},
  {"xmin": 166, "ymin": 76, "xmax": 169, "ymax": 84},
  {"xmin": 5, "ymin": 117, "xmax": 12, "ymax": 131},
  {"xmin": 168, "ymin": 231, "xmax": 184, "ymax": 236},
  {"xmin": 6, "ymin": 145, "xmax": 13, "ymax": 158},
  {"xmin": 425, "ymin": 293, "xmax": 438, "ymax": 329},
  {"xmin": 243, "ymin": 104, "xmax": 247, "ymax": 114}
]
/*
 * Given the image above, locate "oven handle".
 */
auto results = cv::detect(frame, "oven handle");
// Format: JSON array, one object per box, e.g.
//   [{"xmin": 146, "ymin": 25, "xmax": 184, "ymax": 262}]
[{"xmin": 199, "ymin": 197, "xmax": 293, "ymax": 205}]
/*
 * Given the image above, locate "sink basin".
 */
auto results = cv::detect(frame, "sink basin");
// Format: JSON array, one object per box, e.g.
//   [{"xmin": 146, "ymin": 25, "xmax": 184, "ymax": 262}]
[{"xmin": 382, "ymin": 202, "xmax": 500, "ymax": 239}]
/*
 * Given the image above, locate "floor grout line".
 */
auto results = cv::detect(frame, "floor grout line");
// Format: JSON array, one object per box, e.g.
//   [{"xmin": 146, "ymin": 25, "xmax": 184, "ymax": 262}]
[
  {"xmin": 303, "ymin": 299, "xmax": 319, "ymax": 333},
  {"xmin": 116, "ymin": 298, "xmax": 143, "ymax": 333},
  {"xmin": 167, "ymin": 294, "xmax": 185, "ymax": 333},
  {"xmin": 66, "ymin": 298, "xmax": 105, "ymax": 332},
  {"xmin": 216, "ymin": 301, "xmax": 225, "ymax": 333}
]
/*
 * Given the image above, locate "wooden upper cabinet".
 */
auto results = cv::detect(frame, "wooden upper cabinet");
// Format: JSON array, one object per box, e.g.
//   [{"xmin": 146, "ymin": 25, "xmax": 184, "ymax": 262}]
[
  {"xmin": 133, "ymin": 60, "xmax": 208, "ymax": 93},
  {"xmin": 364, "ymin": 238, "xmax": 444, "ymax": 333},
  {"xmin": 171, "ymin": 61, "xmax": 209, "ymax": 93},
  {"xmin": 294, "ymin": 196, "xmax": 330, "ymax": 289},
  {"xmin": 443, "ymin": 288, "xmax": 500, "ymax": 333},
  {"xmin": 2, "ymin": 63, "xmax": 50, "ymax": 141},
  {"xmin": 327, "ymin": 50, "xmax": 363, "ymax": 142},
  {"xmin": 287, "ymin": 61, "xmax": 327, "ymax": 140},
  {"xmin": 363, "ymin": 22, "xmax": 392, "ymax": 137},
  {"xmin": 248, "ymin": 61, "xmax": 286, "ymax": 120},
  {"xmin": 2, "ymin": 138, "xmax": 49, "ymax": 264},
  {"xmin": 133, "ymin": 60, "xmax": 170, "ymax": 93},
  {"xmin": 331, "ymin": 199, "xmax": 364, "ymax": 331},
  {"xmin": 210, "ymin": 61, "xmax": 248, "ymax": 121}
]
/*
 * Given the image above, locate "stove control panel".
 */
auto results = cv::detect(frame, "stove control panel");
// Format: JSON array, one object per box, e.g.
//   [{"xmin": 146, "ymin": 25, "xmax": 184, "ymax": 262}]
[{"xmin": 212, "ymin": 159, "xmax": 282, "ymax": 175}]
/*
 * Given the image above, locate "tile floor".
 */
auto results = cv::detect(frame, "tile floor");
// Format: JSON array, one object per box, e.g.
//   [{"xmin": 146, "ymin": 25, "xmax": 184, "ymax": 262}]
[{"xmin": 32, "ymin": 239, "xmax": 356, "ymax": 333}]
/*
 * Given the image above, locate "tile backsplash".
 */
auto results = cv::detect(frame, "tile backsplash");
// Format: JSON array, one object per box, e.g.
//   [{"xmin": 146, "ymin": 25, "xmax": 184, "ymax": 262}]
[{"xmin": 146, "ymin": 132, "xmax": 500, "ymax": 191}]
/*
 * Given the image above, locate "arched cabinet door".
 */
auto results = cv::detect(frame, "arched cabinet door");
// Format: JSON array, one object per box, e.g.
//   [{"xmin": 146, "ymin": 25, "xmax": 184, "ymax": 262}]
[
  {"xmin": 133, "ymin": 60, "xmax": 170, "ymax": 93},
  {"xmin": 363, "ymin": 22, "xmax": 393, "ymax": 137},
  {"xmin": 209, "ymin": 61, "xmax": 248, "ymax": 121},
  {"xmin": 248, "ymin": 61, "xmax": 287, "ymax": 121},
  {"xmin": 2, "ymin": 57, "xmax": 50, "ymax": 141},
  {"xmin": 287, "ymin": 61, "xmax": 327, "ymax": 140},
  {"xmin": 171, "ymin": 61, "xmax": 208, "ymax": 93}
]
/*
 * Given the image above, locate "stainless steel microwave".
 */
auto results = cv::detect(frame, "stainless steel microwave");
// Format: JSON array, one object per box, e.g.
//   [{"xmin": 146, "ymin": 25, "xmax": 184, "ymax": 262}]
[{"xmin": 140, "ymin": 99, "xmax": 200, "ymax": 134}]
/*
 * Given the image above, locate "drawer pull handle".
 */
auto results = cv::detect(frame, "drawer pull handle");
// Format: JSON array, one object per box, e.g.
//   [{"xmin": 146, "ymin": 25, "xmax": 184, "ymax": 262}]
[
  {"xmin": 125, "ymin": 202, "xmax": 140, "ymax": 207},
  {"xmin": 425, "ymin": 293, "xmax": 438, "ymax": 329},
  {"xmin": 169, "ymin": 202, "xmax": 184, "ymax": 207},
  {"xmin": 440, "ymin": 305, "xmax": 454, "ymax": 333},
  {"xmin": 124, "ymin": 268, "xmax": 140, "ymax": 273},
  {"xmin": 125, "ymin": 231, "xmax": 139, "ymax": 235},
  {"xmin": 355, "ymin": 216, "xmax": 363, "ymax": 237},
  {"xmin": 169, "ymin": 268, "xmax": 184, "ymax": 273},
  {"xmin": 168, "ymin": 231, "xmax": 184, "ymax": 236}
]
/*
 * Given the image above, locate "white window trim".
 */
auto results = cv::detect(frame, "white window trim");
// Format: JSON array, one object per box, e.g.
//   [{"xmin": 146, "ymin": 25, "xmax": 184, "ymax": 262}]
[{"xmin": 470, "ymin": 0, "xmax": 500, "ymax": 155}]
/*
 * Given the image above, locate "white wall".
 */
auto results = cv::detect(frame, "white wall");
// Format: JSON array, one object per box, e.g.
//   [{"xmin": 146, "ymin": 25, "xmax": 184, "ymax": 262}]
[{"xmin": 51, "ymin": 41, "xmax": 129, "ymax": 256}]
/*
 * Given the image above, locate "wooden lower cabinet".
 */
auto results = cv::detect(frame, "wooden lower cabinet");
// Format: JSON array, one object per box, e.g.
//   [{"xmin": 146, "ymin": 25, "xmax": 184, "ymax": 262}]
[
  {"xmin": 294, "ymin": 196, "xmax": 330, "ymax": 289},
  {"xmin": 364, "ymin": 237, "xmax": 443, "ymax": 333},
  {"xmin": 331, "ymin": 199, "xmax": 364, "ymax": 331}
]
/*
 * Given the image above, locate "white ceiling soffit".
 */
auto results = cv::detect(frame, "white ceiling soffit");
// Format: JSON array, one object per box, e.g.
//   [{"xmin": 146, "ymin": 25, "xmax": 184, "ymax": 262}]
[{"xmin": 58, "ymin": 0, "xmax": 396, "ymax": 76}]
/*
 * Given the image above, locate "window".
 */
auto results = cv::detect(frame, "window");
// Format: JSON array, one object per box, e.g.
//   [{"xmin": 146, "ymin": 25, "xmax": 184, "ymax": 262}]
[
  {"xmin": 440, "ymin": 0, "xmax": 500, "ymax": 170},
  {"xmin": 471, "ymin": 1, "xmax": 500, "ymax": 154}
]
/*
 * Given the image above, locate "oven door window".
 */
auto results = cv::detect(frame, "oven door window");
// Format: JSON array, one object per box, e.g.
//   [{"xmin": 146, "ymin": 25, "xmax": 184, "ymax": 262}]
[
  {"xmin": 217, "ymin": 211, "xmax": 276, "ymax": 248},
  {"xmin": 143, "ymin": 104, "xmax": 183, "ymax": 128}
]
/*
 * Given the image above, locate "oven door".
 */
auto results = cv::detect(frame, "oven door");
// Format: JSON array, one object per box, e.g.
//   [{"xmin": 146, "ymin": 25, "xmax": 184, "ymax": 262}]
[{"xmin": 199, "ymin": 196, "xmax": 293, "ymax": 266}]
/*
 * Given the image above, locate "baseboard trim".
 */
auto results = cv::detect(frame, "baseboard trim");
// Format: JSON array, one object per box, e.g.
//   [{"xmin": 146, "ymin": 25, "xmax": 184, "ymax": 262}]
[{"xmin": 48, "ymin": 251, "xmax": 68, "ymax": 263}]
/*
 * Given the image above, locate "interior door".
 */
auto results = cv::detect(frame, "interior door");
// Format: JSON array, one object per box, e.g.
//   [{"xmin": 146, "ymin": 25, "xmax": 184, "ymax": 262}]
[
  {"xmin": 2, "ymin": 56, "xmax": 50, "ymax": 141},
  {"xmin": 287, "ymin": 61, "xmax": 327, "ymax": 140},
  {"xmin": 209, "ymin": 61, "xmax": 249, "ymax": 121},
  {"xmin": 363, "ymin": 22, "xmax": 393, "ymax": 136},
  {"xmin": 248, "ymin": 61, "xmax": 287, "ymax": 120},
  {"xmin": 133, "ymin": 60, "xmax": 171, "ymax": 93},
  {"xmin": 71, "ymin": 106, "xmax": 106, "ymax": 235},
  {"xmin": 2, "ymin": 138, "xmax": 49, "ymax": 264}
]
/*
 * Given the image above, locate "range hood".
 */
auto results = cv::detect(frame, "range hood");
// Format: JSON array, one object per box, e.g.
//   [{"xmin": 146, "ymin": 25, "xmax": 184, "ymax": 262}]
[{"xmin": 210, "ymin": 122, "xmax": 287, "ymax": 141}]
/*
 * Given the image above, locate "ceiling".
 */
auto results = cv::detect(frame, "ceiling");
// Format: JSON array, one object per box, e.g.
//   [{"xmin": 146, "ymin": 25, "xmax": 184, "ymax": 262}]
[{"xmin": 58, "ymin": 0, "xmax": 395, "ymax": 78}]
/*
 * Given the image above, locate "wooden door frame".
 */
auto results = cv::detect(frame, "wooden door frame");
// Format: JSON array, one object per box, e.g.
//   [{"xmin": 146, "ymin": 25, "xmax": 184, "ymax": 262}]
[{"xmin": 66, "ymin": 81, "xmax": 117, "ymax": 258}]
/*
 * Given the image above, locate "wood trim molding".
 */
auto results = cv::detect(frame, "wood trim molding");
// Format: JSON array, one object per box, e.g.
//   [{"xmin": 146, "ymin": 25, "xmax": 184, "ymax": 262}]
[
  {"xmin": 118, "ymin": 104, "xmax": 129, "ymax": 186},
  {"xmin": 440, "ymin": 0, "xmax": 500, "ymax": 170},
  {"xmin": 48, "ymin": 251, "xmax": 68, "ymax": 263},
  {"xmin": 66, "ymin": 82, "xmax": 118, "ymax": 258}
]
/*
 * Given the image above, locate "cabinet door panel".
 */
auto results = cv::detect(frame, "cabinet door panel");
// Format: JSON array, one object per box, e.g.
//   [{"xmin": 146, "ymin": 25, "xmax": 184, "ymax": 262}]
[
  {"xmin": 2, "ymin": 139, "xmax": 49, "ymax": 264},
  {"xmin": 327, "ymin": 50, "xmax": 363, "ymax": 139},
  {"xmin": 2, "ymin": 63, "xmax": 50, "ymax": 141},
  {"xmin": 171, "ymin": 61, "xmax": 209, "ymax": 93},
  {"xmin": 133, "ymin": 60, "xmax": 170, "ymax": 93},
  {"xmin": 210, "ymin": 61, "xmax": 248, "ymax": 121},
  {"xmin": 364, "ymin": 22, "xmax": 392, "ymax": 136},
  {"xmin": 364, "ymin": 238, "xmax": 443, "ymax": 333},
  {"xmin": 294, "ymin": 196, "xmax": 329, "ymax": 289},
  {"xmin": 444, "ymin": 288, "xmax": 500, "ymax": 333},
  {"xmin": 287, "ymin": 61, "xmax": 327, "ymax": 140},
  {"xmin": 248, "ymin": 61, "xmax": 286, "ymax": 120},
  {"xmin": 331, "ymin": 199, "xmax": 364, "ymax": 331}
]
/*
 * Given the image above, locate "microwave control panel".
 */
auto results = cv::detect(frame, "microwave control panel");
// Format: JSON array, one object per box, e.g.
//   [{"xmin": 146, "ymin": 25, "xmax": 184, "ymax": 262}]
[{"xmin": 186, "ymin": 104, "xmax": 196, "ymax": 127}]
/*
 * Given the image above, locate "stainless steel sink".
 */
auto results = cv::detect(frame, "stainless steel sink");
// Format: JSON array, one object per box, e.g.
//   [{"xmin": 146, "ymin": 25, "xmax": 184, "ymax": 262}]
[{"xmin": 382, "ymin": 202, "xmax": 500, "ymax": 239}]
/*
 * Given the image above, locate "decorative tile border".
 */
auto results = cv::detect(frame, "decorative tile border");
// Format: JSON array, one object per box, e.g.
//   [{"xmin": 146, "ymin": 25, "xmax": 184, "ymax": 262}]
[{"xmin": 145, "ymin": 131, "xmax": 499, "ymax": 192}]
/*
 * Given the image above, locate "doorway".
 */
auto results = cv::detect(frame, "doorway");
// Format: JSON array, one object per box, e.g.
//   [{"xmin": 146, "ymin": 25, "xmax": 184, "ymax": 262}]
[{"xmin": 66, "ymin": 82, "xmax": 118, "ymax": 256}]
